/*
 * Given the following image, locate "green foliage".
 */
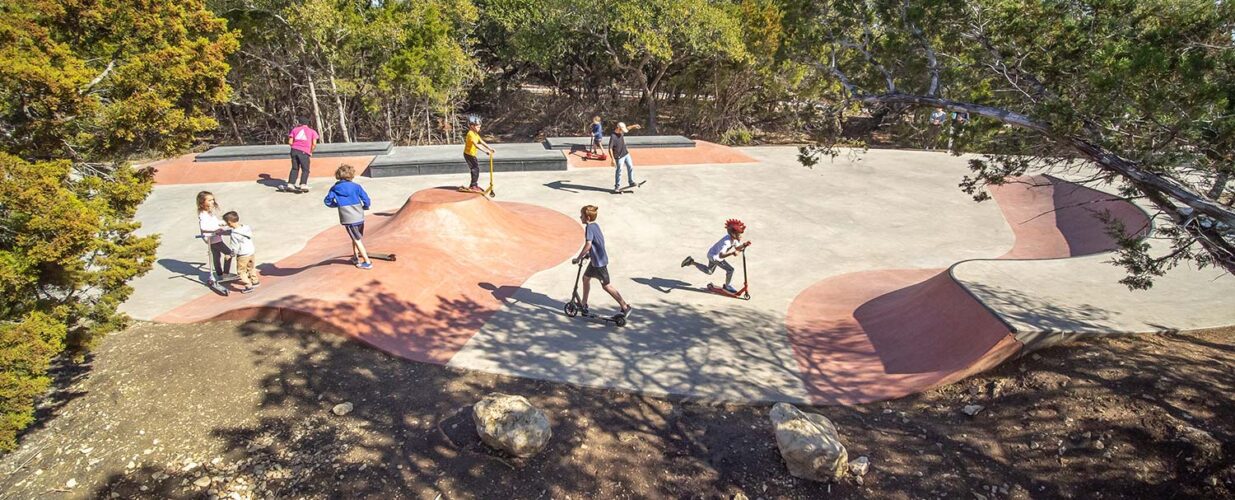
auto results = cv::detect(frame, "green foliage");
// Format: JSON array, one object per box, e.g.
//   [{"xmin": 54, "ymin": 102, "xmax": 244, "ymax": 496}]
[
  {"xmin": 720, "ymin": 126, "xmax": 755, "ymax": 146},
  {"xmin": 795, "ymin": 0, "xmax": 1235, "ymax": 285},
  {"xmin": 0, "ymin": 0, "xmax": 232, "ymax": 451},
  {"xmin": 215, "ymin": 0, "xmax": 479, "ymax": 143}
]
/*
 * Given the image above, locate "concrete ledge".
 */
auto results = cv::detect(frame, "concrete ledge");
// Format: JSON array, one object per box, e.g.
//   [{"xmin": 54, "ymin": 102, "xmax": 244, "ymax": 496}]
[
  {"xmin": 368, "ymin": 143, "xmax": 567, "ymax": 178},
  {"xmin": 196, "ymin": 141, "xmax": 394, "ymax": 162},
  {"xmin": 544, "ymin": 135, "xmax": 696, "ymax": 150}
]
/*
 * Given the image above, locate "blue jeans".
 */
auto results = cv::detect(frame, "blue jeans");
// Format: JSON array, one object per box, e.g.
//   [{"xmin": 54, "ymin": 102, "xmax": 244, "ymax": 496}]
[{"xmin": 615, "ymin": 154, "xmax": 634, "ymax": 188}]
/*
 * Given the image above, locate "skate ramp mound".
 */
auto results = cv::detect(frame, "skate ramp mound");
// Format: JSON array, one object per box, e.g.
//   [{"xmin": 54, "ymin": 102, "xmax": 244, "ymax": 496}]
[
  {"xmin": 156, "ymin": 187, "xmax": 579, "ymax": 363},
  {"xmin": 787, "ymin": 175, "xmax": 1151, "ymax": 405}
]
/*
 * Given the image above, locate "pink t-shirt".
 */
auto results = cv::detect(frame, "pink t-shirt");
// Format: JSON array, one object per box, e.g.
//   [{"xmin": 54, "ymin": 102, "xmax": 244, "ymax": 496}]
[{"xmin": 288, "ymin": 125, "xmax": 319, "ymax": 154}]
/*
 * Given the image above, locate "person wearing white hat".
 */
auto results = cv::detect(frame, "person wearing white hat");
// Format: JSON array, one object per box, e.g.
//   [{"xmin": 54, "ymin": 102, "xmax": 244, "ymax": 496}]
[{"xmin": 609, "ymin": 121, "xmax": 642, "ymax": 193}]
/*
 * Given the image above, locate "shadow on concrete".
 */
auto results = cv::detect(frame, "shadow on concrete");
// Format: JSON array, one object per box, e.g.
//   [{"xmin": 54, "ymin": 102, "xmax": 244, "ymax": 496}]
[
  {"xmin": 543, "ymin": 180, "xmax": 615, "ymax": 194},
  {"xmin": 631, "ymin": 276, "xmax": 713, "ymax": 295}
]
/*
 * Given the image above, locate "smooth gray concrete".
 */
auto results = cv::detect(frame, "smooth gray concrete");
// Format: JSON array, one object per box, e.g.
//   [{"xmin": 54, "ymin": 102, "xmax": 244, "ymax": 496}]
[
  {"xmin": 195, "ymin": 141, "xmax": 394, "ymax": 162},
  {"xmin": 952, "ymin": 254, "xmax": 1235, "ymax": 349},
  {"xmin": 368, "ymin": 143, "xmax": 566, "ymax": 177},
  {"xmin": 544, "ymin": 135, "xmax": 696, "ymax": 150},
  {"xmin": 123, "ymin": 146, "xmax": 1235, "ymax": 403}
]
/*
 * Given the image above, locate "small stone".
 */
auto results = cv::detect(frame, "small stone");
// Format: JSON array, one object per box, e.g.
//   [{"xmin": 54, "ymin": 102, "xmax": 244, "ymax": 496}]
[
  {"xmin": 1093, "ymin": 440, "xmax": 1106, "ymax": 450},
  {"xmin": 332, "ymin": 402, "xmax": 354, "ymax": 416},
  {"xmin": 961, "ymin": 405, "xmax": 985, "ymax": 417},
  {"xmin": 849, "ymin": 456, "xmax": 870, "ymax": 477},
  {"xmin": 732, "ymin": 491, "xmax": 748, "ymax": 500},
  {"xmin": 66, "ymin": 478, "xmax": 78, "ymax": 489},
  {"xmin": 1208, "ymin": 476, "xmax": 1219, "ymax": 487},
  {"xmin": 126, "ymin": 461, "xmax": 136, "ymax": 469},
  {"xmin": 139, "ymin": 486, "xmax": 149, "ymax": 492},
  {"xmin": 153, "ymin": 471, "xmax": 168, "ymax": 481},
  {"xmin": 195, "ymin": 476, "xmax": 213, "ymax": 488}
]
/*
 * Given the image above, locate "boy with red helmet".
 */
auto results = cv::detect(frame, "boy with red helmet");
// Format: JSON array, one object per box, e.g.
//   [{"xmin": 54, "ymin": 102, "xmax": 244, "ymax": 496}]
[{"xmin": 681, "ymin": 219, "xmax": 750, "ymax": 294}]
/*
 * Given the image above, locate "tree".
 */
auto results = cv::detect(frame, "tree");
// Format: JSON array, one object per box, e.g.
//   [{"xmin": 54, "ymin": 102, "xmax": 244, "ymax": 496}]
[
  {"xmin": 796, "ymin": 0, "xmax": 1234, "ymax": 288},
  {"xmin": 213, "ymin": 0, "xmax": 479, "ymax": 144},
  {"xmin": 0, "ymin": 0, "xmax": 236, "ymax": 451}
]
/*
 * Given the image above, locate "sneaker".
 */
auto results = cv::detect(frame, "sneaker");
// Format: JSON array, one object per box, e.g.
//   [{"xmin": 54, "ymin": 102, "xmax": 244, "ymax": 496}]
[
  {"xmin": 350, "ymin": 256, "xmax": 359, "ymax": 265},
  {"xmin": 612, "ymin": 187, "xmax": 622, "ymax": 194},
  {"xmin": 298, "ymin": 184, "xmax": 310, "ymax": 192},
  {"xmin": 240, "ymin": 286, "xmax": 256, "ymax": 294},
  {"xmin": 357, "ymin": 262, "xmax": 373, "ymax": 270},
  {"xmin": 723, "ymin": 284, "xmax": 739, "ymax": 294},
  {"xmin": 579, "ymin": 305, "xmax": 590, "ymax": 316},
  {"xmin": 251, "ymin": 282, "xmax": 261, "ymax": 288},
  {"xmin": 470, "ymin": 186, "xmax": 484, "ymax": 193},
  {"xmin": 621, "ymin": 304, "xmax": 633, "ymax": 317},
  {"xmin": 627, "ymin": 182, "xmax": 637, "ymax": 189},
  {"xmin": 681, "ymin": 256, "xmax": 694, "ymax": 267}
]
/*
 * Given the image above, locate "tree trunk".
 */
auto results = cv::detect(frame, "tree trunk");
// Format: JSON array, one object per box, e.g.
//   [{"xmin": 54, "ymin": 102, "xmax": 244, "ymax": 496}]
[
  {"xmin": 327, "ymin": 60, "xmax": 351, "ymax": 143},
  {"xmin": 307, "ymin": 76, "xmax": 325, "ymax": 142}
]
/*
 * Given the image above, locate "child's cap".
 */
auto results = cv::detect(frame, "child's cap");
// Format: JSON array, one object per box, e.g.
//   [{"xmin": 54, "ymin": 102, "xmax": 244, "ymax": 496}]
[{"xmin": 617, "ymin": 122, "xmax": 628, "ymax": 133}]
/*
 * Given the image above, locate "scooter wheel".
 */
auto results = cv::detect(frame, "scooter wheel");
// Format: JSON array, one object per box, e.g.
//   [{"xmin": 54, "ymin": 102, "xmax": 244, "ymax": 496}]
[
  {"xmin": 614, "ymin": 315, "xmax": 627, "ymax": 327},
  {"xmin": 743, "ymin": 293, "xmax": 751, "ymax": 300},
  {"xmin": 564, "ymin": 302, "xmax": 579, "ymax": 317}
]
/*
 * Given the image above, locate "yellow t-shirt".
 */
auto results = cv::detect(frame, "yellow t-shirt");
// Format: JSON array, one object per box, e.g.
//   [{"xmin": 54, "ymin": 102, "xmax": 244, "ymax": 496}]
[{"xmin": 464, "ymin": 130, "xmax": 481, "ymax": 157}]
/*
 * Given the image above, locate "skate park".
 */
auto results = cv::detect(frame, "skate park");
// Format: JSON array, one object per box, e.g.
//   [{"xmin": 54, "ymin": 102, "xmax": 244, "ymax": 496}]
[{"xmin": 126, "ymin": 142, "xmax": 1235, "ymax": 406}]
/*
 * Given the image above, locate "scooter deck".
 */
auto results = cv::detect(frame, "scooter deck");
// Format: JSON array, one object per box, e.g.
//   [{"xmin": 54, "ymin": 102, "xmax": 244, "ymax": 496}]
[
  {"xmin": 276, "ymin": 185, "xmax": 308, "ymax": 193},
  {"xmin": 456, "ymin": 186, "xmax": 495, "ymax": 197},
  {"xmin": 706, "ymin": 283, "xmax": 751, "ymax": 300}
]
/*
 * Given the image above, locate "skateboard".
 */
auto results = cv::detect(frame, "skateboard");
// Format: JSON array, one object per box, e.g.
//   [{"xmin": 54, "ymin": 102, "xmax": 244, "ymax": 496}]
[
  {"xmin": 614, "ymin": 180, "xmax": 647, "ymax": 194},
  {"xmin": 276, "ymin": 185, "xmax": 308, "ymax": 193},
  {"xmin": 368, "ymin": 252, "xmax": 396, "ymax": 261}
]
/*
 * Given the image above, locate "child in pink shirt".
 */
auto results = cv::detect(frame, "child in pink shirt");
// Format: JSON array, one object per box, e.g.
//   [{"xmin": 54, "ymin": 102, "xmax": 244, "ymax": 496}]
[{"xmin": 284, "ymin": 120, "xmax": 319, "ymax": 192}]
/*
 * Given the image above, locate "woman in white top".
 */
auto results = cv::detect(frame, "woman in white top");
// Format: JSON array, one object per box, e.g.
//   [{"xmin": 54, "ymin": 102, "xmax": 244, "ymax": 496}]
[{"xmin": 196, "ymin": 191, "xmax": 233, "ymax": 282}]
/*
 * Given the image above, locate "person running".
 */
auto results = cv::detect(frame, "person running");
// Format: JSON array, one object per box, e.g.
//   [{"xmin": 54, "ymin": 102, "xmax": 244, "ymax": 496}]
[
  {"xmin": 463, "ymin": 115, "xmax": 495, "ymax": 193},
  {"xmin": 222, "ymin": 211, "xmax": 260, "ymax": 293},
  {"xmin": 285, "ymin": 119, "xmax": 320, "ymax": 192},
  {"xmin": 323, "ymin": 164, "xmax": 374, "ymax": 270},
  {"xmin": 571, "ymin": 205, "xmax": 632, "ymax": 317},
  {"xmin": 609, "ymin": 121, "xmax": 641, "ymax": 193},
  {"xmin": 196, "ymin": 191, "xmax": 233, "ymax": 283},
  {"xmin": 681, "ymin": 219, "xmax": 750, "ymax": 294}
]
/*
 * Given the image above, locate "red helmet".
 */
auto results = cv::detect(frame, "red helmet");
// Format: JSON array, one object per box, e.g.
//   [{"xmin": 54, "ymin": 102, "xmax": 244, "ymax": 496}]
[{"xmin": 725, "ymin": 219, "xmax": 746, "ymax": 233}]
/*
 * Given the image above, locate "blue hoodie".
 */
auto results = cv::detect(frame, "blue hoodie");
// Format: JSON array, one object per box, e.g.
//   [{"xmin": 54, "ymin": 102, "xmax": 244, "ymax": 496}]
[{"xmin": 324, "ymin": 180, "xmax": 371, "ymax": 225}]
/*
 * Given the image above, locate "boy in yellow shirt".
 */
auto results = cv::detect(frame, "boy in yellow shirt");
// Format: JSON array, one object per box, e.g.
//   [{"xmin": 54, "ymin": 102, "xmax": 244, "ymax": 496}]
[{"xmin": 463, "ymin": 115, "xmax": 495, "ymax": 192}]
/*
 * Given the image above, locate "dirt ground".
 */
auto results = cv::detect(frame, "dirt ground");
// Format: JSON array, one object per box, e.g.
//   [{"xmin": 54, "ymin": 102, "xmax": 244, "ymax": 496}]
[{"xmin": 0, "ymin": 320, "xmax": 1231, "ymax": 499}]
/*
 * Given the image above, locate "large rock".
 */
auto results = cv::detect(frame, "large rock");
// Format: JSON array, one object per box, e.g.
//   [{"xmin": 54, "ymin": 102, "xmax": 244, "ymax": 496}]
[
  {"xmin": 473, "ymin": 393, "xmax": 552, "ymax": 457},
  {"xmin": 769, "ymin": 402, "xmax": 848, "ymax": 482}
]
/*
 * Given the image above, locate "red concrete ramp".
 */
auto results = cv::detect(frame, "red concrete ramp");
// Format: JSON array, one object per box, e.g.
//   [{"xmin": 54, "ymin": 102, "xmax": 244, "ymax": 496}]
[
  {"xmin": 157, "ymin": 188, "xmax": 579, "ymax": 363},
  {"xmin": 786, "ymin": 175, "xmax": 1150, "ymax": 405}
]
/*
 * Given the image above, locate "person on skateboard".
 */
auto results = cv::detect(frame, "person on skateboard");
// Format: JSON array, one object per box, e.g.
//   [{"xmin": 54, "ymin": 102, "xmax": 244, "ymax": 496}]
[
  {"xmin": 285, "ymin": 119, "xmax": 319, "ymax": 192},
  {"xmin": 681, "ymin": 219, "xmax": 750, "ymax": 294},
  {"xmin": 571, "ymin": 205, "xmax": 632, "ymax": 318},
  {"xmin": 323, "ymin": 164, "xmax": 374, "ymax": 269},
  {"xmin": 610, "ymin": 121, "xmax": 641, "ymax": 193}
]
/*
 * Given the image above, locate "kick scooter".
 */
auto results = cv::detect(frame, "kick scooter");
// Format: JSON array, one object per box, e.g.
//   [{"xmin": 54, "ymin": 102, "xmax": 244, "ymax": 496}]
[
  {"xmin": 196, "ymin": 234, "xmax": 241, "ymax": 296},
  {"xmin": 457, "ymin": 153, "xmax": 496, "ymax": 198},
  {"xmin": 562, "ymin": 257, "xmax": 627, "ymax": 327},
  {"xmin": 706, "ymin": 243, "xmax": 751, "ymax": 300}
]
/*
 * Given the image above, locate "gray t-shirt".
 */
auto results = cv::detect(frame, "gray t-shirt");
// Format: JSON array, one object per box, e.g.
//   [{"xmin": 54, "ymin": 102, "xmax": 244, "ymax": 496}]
[{"xmin": 585, "ymin": 223, "xmax": 608, "ymax": 267}]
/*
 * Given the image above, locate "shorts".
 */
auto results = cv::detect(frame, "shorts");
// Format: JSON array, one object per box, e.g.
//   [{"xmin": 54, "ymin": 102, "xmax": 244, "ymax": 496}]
[
  {"xmin": 583, "ymin": 264, "xmax": 611, "ymax": 286},
  {"xmin": 343, "ymin": 222, "xmax": 365, "ymax": 241},
  {"xmin": 591, "ymin": 136, "xmax": 603, "ymax": 148}
]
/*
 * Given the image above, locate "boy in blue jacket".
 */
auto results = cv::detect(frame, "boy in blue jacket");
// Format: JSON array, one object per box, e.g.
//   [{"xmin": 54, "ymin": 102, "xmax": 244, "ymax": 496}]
[{"xmin": 323, "ymin": 164, "xmax": 374, "ymax": 269}]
